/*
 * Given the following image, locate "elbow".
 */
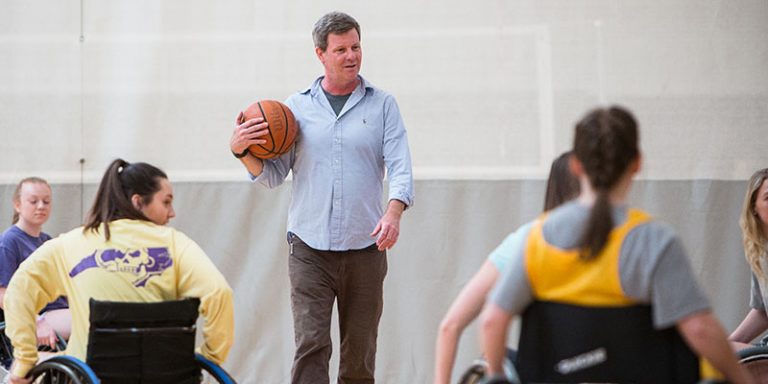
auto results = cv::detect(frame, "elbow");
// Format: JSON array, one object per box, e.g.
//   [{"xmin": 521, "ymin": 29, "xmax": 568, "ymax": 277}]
[
  {"xmin": 479, "ymin": 309, "xmax": 498, "ymax": 336},
  {"xmin": 438, "ymin": 315, "xmax": 462, "ymax": 339},
  {"xmin": 683, "ymin": 318, "xmax": 711, "ymax": 342},
  {"xmin": 678, "ymin": 311, "xmax": 723, "ymax": 347}
]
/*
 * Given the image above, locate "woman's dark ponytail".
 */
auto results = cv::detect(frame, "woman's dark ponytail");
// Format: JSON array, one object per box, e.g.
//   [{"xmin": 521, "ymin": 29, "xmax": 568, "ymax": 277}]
[
  {"xmin": 83, "ymin": 159, "xmax": 167, "ymax": 240},
  {"xmin": 574, "ymin": 106, "xmax": 639, "ymax": 260}
]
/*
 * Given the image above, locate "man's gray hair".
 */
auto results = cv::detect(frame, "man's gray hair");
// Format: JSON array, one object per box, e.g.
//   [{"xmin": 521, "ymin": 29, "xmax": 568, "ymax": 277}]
[{"xmin": 312, "ymin": 12, "xmax": 361, "ymax": 52}]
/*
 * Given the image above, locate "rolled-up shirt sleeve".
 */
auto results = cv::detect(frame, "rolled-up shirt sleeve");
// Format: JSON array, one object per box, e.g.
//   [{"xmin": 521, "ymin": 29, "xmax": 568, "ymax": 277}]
[{"xmin": 382, "ymin": 96, "xmax": 414, "ymax": 208}]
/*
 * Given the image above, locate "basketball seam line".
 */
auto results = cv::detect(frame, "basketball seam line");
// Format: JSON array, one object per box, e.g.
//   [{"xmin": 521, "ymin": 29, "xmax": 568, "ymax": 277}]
[
  {"xmin": 255, "ymin": 101, "xmax": 277, "ymax": 155},
  {"xmin": 273, "ymin": 103, "xmax": 290, "ymax": 155}
]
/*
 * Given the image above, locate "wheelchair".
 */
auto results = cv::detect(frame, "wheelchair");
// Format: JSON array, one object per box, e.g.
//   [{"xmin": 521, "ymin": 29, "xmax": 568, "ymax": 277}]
[
  {"xmin": 736, "ymin": 335, "xmax": 768, "ymax": 383},
  {"xmin": 456, "ymin": 348, "xmax": 518, "ymax": 384},
  {"xmin": 0, "ymin": 310, "xmax": 68, "ymax": 371},
  {"xmin": 8, "ymin": 298, "xmax": 235, "ymax": 384},
  {"xmin": 456, "ymin": 301, "xmax": 727, "ymax": 384}
]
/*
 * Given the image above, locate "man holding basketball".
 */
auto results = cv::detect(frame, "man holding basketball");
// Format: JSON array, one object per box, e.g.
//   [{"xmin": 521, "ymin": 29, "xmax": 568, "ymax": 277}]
[{"xmin": 229, "ymin": 11, "xmax": 413, "ymax": 384}]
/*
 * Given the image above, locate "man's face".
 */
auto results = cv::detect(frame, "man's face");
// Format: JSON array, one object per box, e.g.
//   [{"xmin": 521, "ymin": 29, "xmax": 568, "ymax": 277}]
[{"xmin": 316, "ymin": 29, "xmax": 362, "ymax": 86}]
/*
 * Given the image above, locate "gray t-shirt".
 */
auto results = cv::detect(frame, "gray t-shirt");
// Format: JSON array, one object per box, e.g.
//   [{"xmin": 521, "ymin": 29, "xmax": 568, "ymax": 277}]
[
  {"xmin": 750, "ymin": 271, "xmax": 768, "ymax": 311},
  {"xmin": 490, "ymin": 201, "xmax": 710, "ymax": 329},
  {"xmin": 323, "ymin": 89, "xmax": 351, "ymax": 116}
]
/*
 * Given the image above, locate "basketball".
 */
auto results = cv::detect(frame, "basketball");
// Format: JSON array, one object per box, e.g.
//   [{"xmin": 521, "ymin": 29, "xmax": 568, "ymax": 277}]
[{"xmin": 241, "ymin": 100, "xmax": 298, "ymax": 159}]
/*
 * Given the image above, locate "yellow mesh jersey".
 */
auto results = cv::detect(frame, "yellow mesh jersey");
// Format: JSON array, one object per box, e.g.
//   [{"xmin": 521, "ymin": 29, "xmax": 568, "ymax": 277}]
[
  {"xmin": 525, "ymin": 208, "xmax": 651, "ymax": 307},
  {"xmin": 523, "ymin": 207, "xmax": 722, "ymax": 381}
]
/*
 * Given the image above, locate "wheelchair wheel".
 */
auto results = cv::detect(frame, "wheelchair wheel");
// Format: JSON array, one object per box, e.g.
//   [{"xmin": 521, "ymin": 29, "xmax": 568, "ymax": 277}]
[
  {"xmin": 457, "ymin": 359, "xmax": 486, "ymax": 384},
  {"xmin": 196, "ymin": 354, "xmax": 237, "ymax": 384},
  {"xmin": 0, "ymin": 323, "xmax": 13, "ymax": 370},
  {"xmin": 738, "ymin": 345, "xmax": 768, "ymax": 382},
  {"xmin": 456, "ymin": 349, "xmax": 519, "ymax": 384},
  {"xmin": 28, "ymin": 356, "xmax": 99, "ymax": 384}
]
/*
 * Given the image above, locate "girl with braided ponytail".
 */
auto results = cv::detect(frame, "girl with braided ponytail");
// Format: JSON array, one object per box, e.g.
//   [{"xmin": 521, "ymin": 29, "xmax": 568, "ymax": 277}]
[{"xmin": 480, "ymin": 106, "xmax": 752, "ymax": 384}]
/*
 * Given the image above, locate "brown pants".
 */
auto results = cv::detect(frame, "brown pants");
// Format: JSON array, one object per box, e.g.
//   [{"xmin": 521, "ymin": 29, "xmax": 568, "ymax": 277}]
[{"xmin": 288, "ymin": 233, "xmax": 387, "ymax": 384}]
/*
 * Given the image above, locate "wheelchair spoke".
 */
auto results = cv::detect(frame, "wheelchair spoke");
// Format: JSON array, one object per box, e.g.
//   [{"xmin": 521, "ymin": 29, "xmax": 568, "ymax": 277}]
[{"xmin": 31, "ymin": 367, "xmax": 84, "ymax": 384}]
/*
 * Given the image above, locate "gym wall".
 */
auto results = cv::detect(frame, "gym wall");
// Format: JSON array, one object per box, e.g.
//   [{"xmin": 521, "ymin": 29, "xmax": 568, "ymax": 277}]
[{"xmin": 1, "ymin": 1, "xmax": 766, "ymax": 382}]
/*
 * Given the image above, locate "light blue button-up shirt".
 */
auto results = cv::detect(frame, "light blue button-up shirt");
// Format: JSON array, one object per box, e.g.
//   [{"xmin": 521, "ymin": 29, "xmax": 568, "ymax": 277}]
[{"xmin": 253, "ymin": 76, "xmax": 414, "ymax": 251}]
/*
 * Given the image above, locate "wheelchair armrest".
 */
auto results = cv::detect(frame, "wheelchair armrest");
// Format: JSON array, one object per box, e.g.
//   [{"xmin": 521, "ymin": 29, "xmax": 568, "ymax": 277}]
[{"xmin": 737, "ymin": 345, "xmax": 768, "ymax": 361}]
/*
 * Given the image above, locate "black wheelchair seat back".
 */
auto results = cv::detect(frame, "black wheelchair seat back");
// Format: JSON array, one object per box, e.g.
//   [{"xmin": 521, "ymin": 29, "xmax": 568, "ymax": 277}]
[
  {"xmin": 516, "ymin": 301, "xmax": 700, "ymax": 384},
  {"xmin": 86, "ymin": 297, "xmax": 201, "ymax": 384}
]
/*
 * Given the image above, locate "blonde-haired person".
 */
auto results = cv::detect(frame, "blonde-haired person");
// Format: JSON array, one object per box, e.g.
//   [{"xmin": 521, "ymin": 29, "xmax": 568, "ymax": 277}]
[
  {"xmin": 433, "ymin": 152, "xmax": 578, "ymax": 384},
  {"xmin": 730, "ymin": 168, "xmax": 768, "ymax": 350},
  {"xmin": 4, "ymin": 160, "xmax": 234, "ymax": 384},
  {"xmin": 0, "ymin": 177, "xmax": 71, "ymax": 349}
]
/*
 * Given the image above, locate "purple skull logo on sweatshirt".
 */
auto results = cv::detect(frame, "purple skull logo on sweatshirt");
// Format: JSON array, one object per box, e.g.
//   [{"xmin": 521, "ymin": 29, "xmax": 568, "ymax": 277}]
[{"xmin": 69, "ymin": 247, "xmax": 172, "ymax": 287}]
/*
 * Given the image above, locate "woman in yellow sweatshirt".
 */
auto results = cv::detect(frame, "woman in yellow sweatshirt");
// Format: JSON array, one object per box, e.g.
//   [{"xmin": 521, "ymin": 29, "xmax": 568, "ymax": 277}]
[{"xmin": 4, "ymin": 159, "xmax": 234, "ymax": 383}]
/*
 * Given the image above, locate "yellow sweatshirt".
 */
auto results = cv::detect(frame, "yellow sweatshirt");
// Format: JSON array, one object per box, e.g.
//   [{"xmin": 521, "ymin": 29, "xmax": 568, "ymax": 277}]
[{"xmin": 4, "ymin": 219, "xmax": 234, "ymax": 377}]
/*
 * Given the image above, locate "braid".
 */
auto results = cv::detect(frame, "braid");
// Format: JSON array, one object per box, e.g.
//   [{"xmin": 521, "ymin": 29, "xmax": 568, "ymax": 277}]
[{"xmin": 574, "ymin": 106, "xmax": 639, "ymax": 260}]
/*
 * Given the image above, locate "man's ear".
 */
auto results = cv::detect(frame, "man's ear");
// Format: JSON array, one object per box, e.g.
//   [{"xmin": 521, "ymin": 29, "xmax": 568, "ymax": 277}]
[{"xmin": 315, "ymin": 47, "xmax": 325, "ymax": 62}]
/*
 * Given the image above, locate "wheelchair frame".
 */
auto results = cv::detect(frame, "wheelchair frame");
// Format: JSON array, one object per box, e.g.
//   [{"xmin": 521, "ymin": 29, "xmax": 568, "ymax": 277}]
[{"xmin": 26, "ymin": 353, "xmax": 235, "ymax": 384}]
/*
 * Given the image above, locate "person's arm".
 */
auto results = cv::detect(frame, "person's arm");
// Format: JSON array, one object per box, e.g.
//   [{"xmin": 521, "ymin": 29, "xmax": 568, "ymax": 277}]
[
  {"xmin": 677, "ymin": 311, "xmax": 754, "ymax": 384},
  {"xmin": 0, "ymin": 242, "xmax": 22, "ymax": 310},
  {"xmin": 434, "ymin": 261, "xmax": 499, "ymax": 384},
  {"xmin": 4, "ymin": 241, "xmax": 64, "ymax": 379},
  {"xmin": 230, "ymin": 111, "xmax": 268, "ymax": 177},
  {"xmin": 370, "ymin": 200, "xmax": 405, "ymax": 251},
  {"xmin": 371, "ymin": 95, "xmax": 414, "ymax": 251},
  {"xmin": 730, "ymin": 273, "xmax": 768, "ymax": 348},
  {"xmin": 175, "ymin": 234, "xmax": 234, "ymax": 365},
  {"xmin": 730, "ymin": 308, "xmax": 768, "ymax": 348},
  {"xmin": 35, "ymin": 316, "xmax": 58, "ymax": 349},
  {"xmin": 480, "ymin": 303, "xmax": 514, "ymax": 375}
]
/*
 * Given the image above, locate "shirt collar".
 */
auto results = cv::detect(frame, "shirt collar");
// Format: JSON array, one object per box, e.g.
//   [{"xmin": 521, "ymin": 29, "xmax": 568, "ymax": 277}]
[{"xmin": 301, "ymin": 75, "xmax": 373, "ymax": 97}]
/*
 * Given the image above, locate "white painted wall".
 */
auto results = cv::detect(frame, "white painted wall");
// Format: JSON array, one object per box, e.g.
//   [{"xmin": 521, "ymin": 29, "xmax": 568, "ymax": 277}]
[{"xmin": 1, "ymin": 1, "xmax": 766, "ymax": 183}]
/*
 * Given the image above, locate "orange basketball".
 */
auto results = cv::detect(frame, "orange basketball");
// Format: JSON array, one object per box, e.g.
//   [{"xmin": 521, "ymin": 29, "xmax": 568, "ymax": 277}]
[{"xmin": 241, "ymin": 100, "xmax": 298, "ymax": 159}]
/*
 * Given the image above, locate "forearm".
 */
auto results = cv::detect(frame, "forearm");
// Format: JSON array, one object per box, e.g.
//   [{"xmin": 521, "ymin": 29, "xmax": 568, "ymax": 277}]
[
  {"xmin": 730, "ymin": 308, "xmax": 768, "ymax": 344},
  {"xmin": 239, "ymin": 154, "xmax": 264, "ymax": 178},
  {"xmin": 5, "ymin": 256, "xmax": 62, "ymax": 377},
  {"xmin": 435, "ymin": 263, "xmax": 498, "ymax": 383},
  {"xmin": 678, "ymin": 311, "xmax": 754, "ymax": 384},
  {"xmin": 5, "ymin": 288, "xmax": 41, "ymax": 377},
  {"xmin": 199, "ymin": 285, "xmax": 235, "ymax": 364},
  {"xmin": 434, "ymin": 326, "xmax": 460, "ymax": 384},
  {"xmin": 177, "ymin": 240, "xmax": 235, "ymax": 364},
  {"xmin": 480, "ymin": 304, "xmax": 513, "ymax": 375},
  {"xmin": 386, "ymin": 199, "xmax": 406, "ymax": 217}
]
